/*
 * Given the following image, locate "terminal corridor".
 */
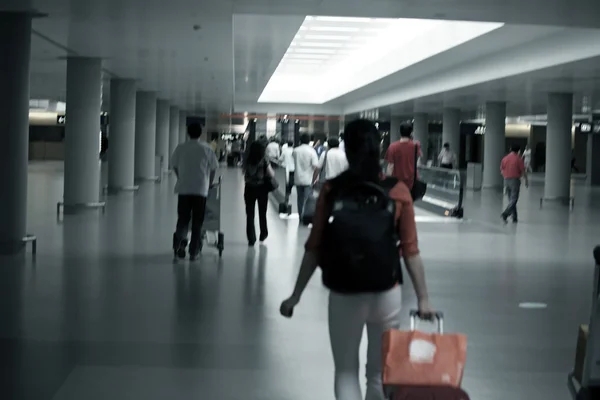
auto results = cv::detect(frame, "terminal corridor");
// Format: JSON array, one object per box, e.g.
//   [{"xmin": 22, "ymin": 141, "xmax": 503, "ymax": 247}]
[{"xmin": 0, "ymin": 163, "xmax": 597, "ymax": 400}]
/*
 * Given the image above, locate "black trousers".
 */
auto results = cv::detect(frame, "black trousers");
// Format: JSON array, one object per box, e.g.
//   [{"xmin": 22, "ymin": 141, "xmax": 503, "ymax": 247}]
[
  {"xmin": 174, "ymin": 195, "xmax": 207, "ymax": 253},
  {"xmin": 244, "ymin": 184, "xmax": 268, "ymax": 243},
  {"xmin": 440, "ymin": 163, "xmax": 453, "ymax": 169}
]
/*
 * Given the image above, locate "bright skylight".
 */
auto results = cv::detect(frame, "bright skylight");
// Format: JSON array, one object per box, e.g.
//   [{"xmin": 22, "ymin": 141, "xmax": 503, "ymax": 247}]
[{"xmin": 258, "ymin": 16, "xmax": 504, "ymax": 104}]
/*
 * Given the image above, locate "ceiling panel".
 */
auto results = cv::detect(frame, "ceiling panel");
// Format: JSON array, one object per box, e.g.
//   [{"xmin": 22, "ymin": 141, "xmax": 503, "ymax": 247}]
[{"xmin": 1, "ymin": 0, "xmax": 600, "ymax": 118}]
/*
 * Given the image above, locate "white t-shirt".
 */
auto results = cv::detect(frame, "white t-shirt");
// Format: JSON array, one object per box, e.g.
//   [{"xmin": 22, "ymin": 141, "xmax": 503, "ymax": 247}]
[
  {"xmin": 438, "ymin": 149, "xmax": 456, "ymax": 166},
  {"xmin": 293, "ymin": 144, "xmax": 319, "ymax": 186},
  {"xmin": 171, "ymin": 140, "xmax": 219, "ymax": 197},
  {"xmin": 318, "ymin": 148, "xmax": 349, "ymax": 180},
  {"xmin": 280, "ymin": 146, "xmax": 295, "ymax": 173}
]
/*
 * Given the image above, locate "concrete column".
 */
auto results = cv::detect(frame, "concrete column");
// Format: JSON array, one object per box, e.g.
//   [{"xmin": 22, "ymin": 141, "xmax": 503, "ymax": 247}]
[
  {"xmin": 390, "ymin": 117, "xmax": 402, "ymax": 143},
  {"xmin": 413, "ymin": 113, "xmax": 429, "ymax": 162},
  {"xmin": 443, "ymin": 108, "xmax": 461, "ymax": 162},
  {"xmin": 134, "ymin": 91, "xmax": 157, "ymax": 180},
  {"xmin": 64, "ymin": 57, "xmax": 103, "ymax": 205},
  {"xmin": 179, "ymin": 111, "xmax": 187, "ymax": 143},
  {"xmin": 587, "ymin": 134, "xmax": 600, "ymax": 186},
  {"xmin": 0, "ymin": 12, "xmax": 32, "ymax": 254},
  {"xmin": 483, "ymin": 102, "xmax": 506, "ymax": 188},
  {"xmin": 168, "ymin": 106, "xmax": 180, "ymax": 167},
  {"xmin": 324, "ymin": 119, "xmax": 330, "ymax": 135},
  {"xmin": 155, "ymin": 100, "xmax": 170, "ymax": 173},
  {"xmin": 308, "ymin": 118, "xmax": 315, "ymax": 134},
  {"xmin": 545, "ymin": 93, "xmax": 573, "ymax": 199},
  {"xmin": 107, "ymin": 79, "xmax": 137, "ymax": 190}
]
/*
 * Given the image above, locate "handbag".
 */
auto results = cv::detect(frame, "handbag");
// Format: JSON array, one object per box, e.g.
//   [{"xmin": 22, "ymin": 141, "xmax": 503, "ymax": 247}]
[
  {"xmin": 262, "ymin": 161, "xmax": 279, "ymax": 192},
  {"xmin": 411, "ymin": 143, "xmax": 427, "ymax": 201}
]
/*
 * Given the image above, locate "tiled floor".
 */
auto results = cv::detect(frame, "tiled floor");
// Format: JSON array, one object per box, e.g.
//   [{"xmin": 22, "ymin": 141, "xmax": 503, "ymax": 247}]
[{"xmin": 1, "ymin": 162, "xmax": 598, "ymax": 399}]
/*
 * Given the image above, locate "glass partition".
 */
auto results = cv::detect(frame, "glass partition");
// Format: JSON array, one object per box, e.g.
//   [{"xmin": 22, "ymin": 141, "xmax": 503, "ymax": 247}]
[{"xmin": 417, "ymin": 165, "xmax": 463, "ymax": 217}]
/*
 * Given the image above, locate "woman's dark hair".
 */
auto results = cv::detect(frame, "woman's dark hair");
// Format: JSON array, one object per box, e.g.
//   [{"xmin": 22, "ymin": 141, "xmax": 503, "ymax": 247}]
[
  {"xmin": 327, "ymin": 137, "xmax": 340, "ymax": 148},
  {"xmin": 246, "ymin": 140, "xmax": 266, "ymax": 166},
  {"xmin": 300, "ymin": 133, "xmax": 310, "ymax": 144},
  {"xmin": 343, "ymin": 119, "xmax": 382, "ymax": 182}
]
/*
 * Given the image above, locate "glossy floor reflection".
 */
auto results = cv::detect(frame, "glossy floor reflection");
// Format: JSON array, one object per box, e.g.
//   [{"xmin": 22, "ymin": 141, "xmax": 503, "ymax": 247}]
[{"xmin": 1, "ymin": 162, "xmax": 599, "ymax": 399}]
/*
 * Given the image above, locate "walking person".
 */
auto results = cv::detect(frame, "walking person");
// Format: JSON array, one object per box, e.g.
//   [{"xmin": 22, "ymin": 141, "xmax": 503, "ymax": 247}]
[
  {"xmin": 385, "ymin": 123, "xmax": 421, "ymax": 190},
  {"xmin": 293, "ymin": 133, "xmax": 319, "ymax": 217},
  {"xmin": 437, "ymin": 142, "xmax": 456, "ymax": 169},
  {"xmin": 522, "ymin": 145, "xmax": 532, "ymax": 173},
  {"xmin": 244, "ymin": 141, "xmax": 275, "ymax": 246},
  {"xmin": 501, "ymin": 144, "xmax": 529, "ymax": 224},
  {"xmin": 280, "ymin": 119, "xmax": 433, "ymax": 400},
  {"xmin": 171, "ymin": 123, "xmax": 219, "ymax": 260},
  {"xmin": 280, "ymin": 140, "xmax": 295, "ymax": 200},
  {"xmin": 313, "ymin": 137, "xmax": 348, "ymax": 182}
]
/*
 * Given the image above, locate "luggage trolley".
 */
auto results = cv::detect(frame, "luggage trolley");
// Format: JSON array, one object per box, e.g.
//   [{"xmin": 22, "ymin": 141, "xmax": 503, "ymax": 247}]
[
  {"xmin": 567, "ymin": 246, "xmax": 600, "ymax": 399},
  {"xmin": 201, "ymin": 176, "xmax": 225, "ymax": 257}
]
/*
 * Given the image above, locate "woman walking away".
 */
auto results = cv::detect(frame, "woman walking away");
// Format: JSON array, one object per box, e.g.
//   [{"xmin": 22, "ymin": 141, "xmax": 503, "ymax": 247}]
[
  {"xmin": 280, "ymin": 119, "xmax": 434, "ymax": 400},
  {"xmin": 244, "ymin": 141, "xmax": 275, "ymax": 246}
]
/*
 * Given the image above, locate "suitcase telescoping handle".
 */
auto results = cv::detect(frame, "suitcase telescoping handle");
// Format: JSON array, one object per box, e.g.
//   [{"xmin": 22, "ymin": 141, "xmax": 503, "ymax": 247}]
[{"xmin": 409, "ymin": 309, "xmax": 445, "ymax": 333}]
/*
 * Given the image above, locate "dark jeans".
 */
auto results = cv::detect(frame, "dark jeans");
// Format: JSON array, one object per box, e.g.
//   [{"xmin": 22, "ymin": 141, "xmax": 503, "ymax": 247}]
[
  {"xmin": 244, "ymin": 184, "xmax": 268, "ymax": 243},
  {"xmin": 440, "ymin": 163, "xmax": 453, "ymax": 169},
  {"xmin": 174, "ymin": 195, "xmax": 207, "ymax": 253},
  {"xmin": 502, "ymin": 178, "xmax": 521, "ymax": 221},
  {"xmin": 296, "ymin": 185, "xmax": 310, "ymax": 217},
  {"xmin": 285, "ymin": 172, "xmax": 295, "ymax": 200}
]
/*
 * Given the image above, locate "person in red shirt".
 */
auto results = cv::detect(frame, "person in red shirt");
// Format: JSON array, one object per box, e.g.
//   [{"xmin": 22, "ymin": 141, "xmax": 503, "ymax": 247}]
[
  {"xmin": 500, "ymin": 144, "xmax": 529, "ymax": 223},
  {"xmin": 385, "ymin": 123, "xmax": 421, "ymax": 189}
]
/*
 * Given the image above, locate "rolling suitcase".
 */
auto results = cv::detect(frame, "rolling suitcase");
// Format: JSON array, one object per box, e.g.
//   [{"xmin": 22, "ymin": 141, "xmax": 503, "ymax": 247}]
[
  {"xmin": 383, "ymin": 310, "xmax": 469, "ymax": 399},
  {"xmin": 392, "ymin": 386, "xmax": 470, "ymax": 399}
]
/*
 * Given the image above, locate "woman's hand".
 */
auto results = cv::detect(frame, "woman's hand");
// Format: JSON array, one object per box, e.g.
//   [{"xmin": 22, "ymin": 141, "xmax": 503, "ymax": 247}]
[
  {"xmin": 418, "ymin": 298, "xmax": 434, "ymax": 321},
  {"xmin": 280, "ymin": 295, "xmax": 300, "ymax": 318}
]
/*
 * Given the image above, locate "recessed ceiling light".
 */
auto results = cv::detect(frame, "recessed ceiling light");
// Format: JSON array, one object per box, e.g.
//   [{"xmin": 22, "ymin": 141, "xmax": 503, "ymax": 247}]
[{"xmin": 259, "ymin": 16, "xmax": 503, "ymax": 104}]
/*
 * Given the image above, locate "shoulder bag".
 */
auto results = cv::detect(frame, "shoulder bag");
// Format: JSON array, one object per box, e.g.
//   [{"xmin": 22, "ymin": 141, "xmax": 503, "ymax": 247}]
[
  {"xmin": 411, "ymin": 143, "xmax": 427, "ymax": 201},
  {"xmin": 263, "ymin": 160, "xmax": 279, "ymax": 192}
]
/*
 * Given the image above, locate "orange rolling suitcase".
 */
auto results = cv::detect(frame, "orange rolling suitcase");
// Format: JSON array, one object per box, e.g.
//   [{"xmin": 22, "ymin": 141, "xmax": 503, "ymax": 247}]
[{"xmin": 382, "ymin": 310, "xmax": 469, "ymax": 399}]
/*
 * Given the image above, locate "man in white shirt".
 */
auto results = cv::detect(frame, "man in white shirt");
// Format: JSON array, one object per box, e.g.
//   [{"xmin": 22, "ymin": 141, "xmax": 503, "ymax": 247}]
[
  {"xmin": 171, "ymin": 123, "xmax": 219, "ymax": 261},
  {"xmin": 438, "ymin": 142, "xmax": 457, "ymax": 169},
  {"xmin": 293, "ymin": 134, "xmax": 319, "ymax": 216},
  {"xmin": 279, "ymin": 140, "xmax": 295, "ymax": 199},
  {"xmin": 314, "ymin": 137, "xmax": 348, "ymax": 181},
  {"xmin": 266, "ymin": 139, "xmax": 281, "ymax": 168}
]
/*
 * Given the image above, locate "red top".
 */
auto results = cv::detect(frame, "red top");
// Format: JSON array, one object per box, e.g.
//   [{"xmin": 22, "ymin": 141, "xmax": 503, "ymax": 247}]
[
  {"xmin": 305, "ymin": 179, "xmax": 420, "ymax": 258},
  {"xmin": 501, "ymin": 152, "xmax": 525, "ymax": 179},
  {"xmin": 385, "ymin": 140, "xmax": 421, "ymax": 190}
]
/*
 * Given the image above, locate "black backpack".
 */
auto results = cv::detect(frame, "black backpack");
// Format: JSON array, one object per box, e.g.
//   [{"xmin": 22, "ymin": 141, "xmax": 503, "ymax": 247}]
[{"xmin": 319, "ymin": 176, "xmax": 403, "ymax": 293}]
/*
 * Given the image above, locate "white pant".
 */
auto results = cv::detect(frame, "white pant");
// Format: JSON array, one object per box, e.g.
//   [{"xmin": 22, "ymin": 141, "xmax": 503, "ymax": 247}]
[{"xmin": 328, "ymin": 286, "xmax": 402, "ymax": 400}]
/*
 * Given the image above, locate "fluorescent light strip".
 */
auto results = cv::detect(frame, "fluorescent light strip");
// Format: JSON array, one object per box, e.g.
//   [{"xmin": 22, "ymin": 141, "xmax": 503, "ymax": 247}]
[
  {"xmin": 299, "ymin": 42, "xmax": 346, "ymax": 48},
  {"xmin": 285, "ymin": 54, "xmax": 331, "ymax": 59},
  {"xmin": 304, "ymin": 34, "xmax": 352, "ymax": 41},
  {"xmin": 309, "ymin": 26, "xmax": 361, "ymax": 32},
  {"xmin": 314, "ymin": 16, "xmax": 378, "ymax": 23},
  {"xmin": 293, "ymin": 48, "xmax": 338, "ymax": 54}
]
